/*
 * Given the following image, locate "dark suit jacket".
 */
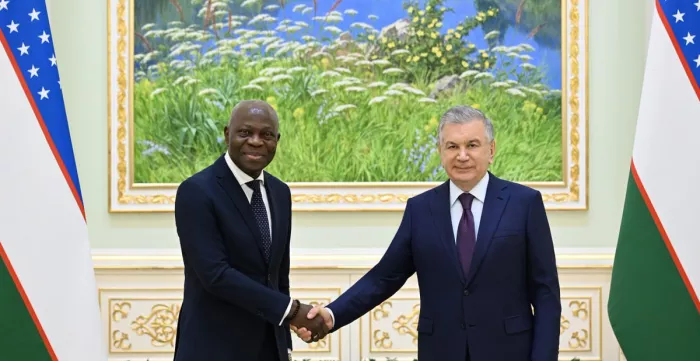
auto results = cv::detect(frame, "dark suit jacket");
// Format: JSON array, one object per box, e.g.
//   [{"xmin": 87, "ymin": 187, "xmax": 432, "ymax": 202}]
[
  {"xmin": 327, "ymin": 173, "xmax": 561, "ymax": 361},
  {"xmin": 173, "ymin": 155, "xmax": 293, "ymax": 361}
]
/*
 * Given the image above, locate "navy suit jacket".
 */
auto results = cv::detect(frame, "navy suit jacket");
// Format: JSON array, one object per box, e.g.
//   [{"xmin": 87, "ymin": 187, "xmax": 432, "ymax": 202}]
[
  {"xmin": 327, "ymin": 173, "xmax": 561, "ymax": 361},
  {"xmin": 173, "ymin": 155, "xmax": 293, "ymax": 361}
]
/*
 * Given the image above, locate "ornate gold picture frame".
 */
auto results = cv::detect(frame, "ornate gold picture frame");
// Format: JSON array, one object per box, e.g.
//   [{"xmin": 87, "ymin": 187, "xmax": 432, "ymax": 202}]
[{"xmin": 108, "ymin": 0, "xmax": 588, "ymax": 212}]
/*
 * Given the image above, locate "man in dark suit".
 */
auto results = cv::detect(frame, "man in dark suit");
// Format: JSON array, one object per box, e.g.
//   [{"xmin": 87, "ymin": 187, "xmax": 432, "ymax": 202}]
[
  {"xmin": 293, "ymin": 105, "xmax": 561, "ymax": 361},
  {"xmin": 173, "ymin": 100, "xmax": 328, "ymax": 361}
]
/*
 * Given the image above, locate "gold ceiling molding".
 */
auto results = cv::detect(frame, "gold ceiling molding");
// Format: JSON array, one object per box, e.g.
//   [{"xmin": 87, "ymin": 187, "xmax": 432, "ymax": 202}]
[{"xmin": 107, "ymin": 0, "xmax": 589, "ymax": 213}]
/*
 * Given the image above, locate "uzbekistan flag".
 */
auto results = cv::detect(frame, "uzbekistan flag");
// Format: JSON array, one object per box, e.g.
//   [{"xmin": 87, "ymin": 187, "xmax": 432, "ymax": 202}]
[
  {"xmin": 608, "ymin": 0, "xmax": 700, "ymax": 360},
  {"xmin": 0, "ymin": 0, "xmax": 106, "ymax": 360}
]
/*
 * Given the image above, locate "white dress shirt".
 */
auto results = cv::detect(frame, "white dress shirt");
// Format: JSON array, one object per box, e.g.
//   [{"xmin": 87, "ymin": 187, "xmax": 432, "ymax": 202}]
[
  {"xmin": 224, "ymin": 152, "xmax": 293, "ymax": 329},
  {"xmin": 449, "ymin": 172, "xmax": 489, "ymax": 243},
  {"xmin": 324, "ymin": 173, "xmax": 490, "ymax": 329}
]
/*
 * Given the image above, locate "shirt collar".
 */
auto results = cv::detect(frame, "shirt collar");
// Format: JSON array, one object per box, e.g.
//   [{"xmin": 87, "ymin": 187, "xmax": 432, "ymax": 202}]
[
  {"xmin": 225, "ymin": 151, "xmax": 265, "ymax": 186},
  {"xmin": 449, "ymin": 172, "xmax": 489, "ymax": 206}
]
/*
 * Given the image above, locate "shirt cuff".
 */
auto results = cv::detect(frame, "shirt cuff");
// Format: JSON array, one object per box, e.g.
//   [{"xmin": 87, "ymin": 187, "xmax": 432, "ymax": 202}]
[
  {"xmin": 326, "ymin": 307, "xmax": 336, "ymax": 328},
  {"xmin": 278, "ymin": 298, "xmax": 293, "ymax": 326}
]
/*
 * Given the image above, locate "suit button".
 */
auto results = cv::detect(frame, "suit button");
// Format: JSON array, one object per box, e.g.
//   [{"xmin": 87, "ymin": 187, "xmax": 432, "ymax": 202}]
[{"xmin": 463, "ymin": 288, "xmax": 470, "ymax": 296}]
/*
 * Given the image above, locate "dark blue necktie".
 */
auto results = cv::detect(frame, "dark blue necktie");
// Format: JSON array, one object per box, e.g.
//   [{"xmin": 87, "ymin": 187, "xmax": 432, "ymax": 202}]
[
  {"xmin": 457, "ymin": 193, "xmax": 476, "ymax": 277},
  {"xmin": 246, "ymin": 180, "xmax": 271, "ymax": 261}
]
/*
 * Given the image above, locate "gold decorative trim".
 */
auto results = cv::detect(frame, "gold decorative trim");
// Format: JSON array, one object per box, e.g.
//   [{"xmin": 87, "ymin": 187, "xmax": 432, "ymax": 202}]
[{"xmin": 108, "ymin": 0, "xmax": 588, "ymax": 212}]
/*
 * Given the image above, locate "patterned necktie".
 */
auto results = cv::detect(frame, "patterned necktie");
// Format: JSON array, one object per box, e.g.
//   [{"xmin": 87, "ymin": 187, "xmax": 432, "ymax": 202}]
[
  {"xmin": 456, "ymin": 193, "xmax": 476, "ymax": 277},
  {"xmin": 246, "ymin": 180, "xmax": 271, "ymax": 262}
]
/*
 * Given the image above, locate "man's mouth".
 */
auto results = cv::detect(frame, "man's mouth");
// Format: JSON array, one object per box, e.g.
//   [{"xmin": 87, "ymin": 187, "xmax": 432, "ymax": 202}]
[{"xmin": 244, "ymin": 152, "xmax": 264, "ymax": 160}]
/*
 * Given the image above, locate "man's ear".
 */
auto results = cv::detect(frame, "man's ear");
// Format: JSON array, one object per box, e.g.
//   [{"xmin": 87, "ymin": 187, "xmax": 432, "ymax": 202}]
[{"xmin": 223, "ymin": 126, "xmax": 230, "ymax": 145}]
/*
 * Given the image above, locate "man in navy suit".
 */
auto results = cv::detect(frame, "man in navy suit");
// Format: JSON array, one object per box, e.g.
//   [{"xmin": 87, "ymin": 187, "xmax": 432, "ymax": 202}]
[
  {"xmin": 173, "ymin": 100, "xmax": 328, "ymax": 361},
  {"xmin": 294, "ymin": 106, "xmax": 561, "ymax": 361}
]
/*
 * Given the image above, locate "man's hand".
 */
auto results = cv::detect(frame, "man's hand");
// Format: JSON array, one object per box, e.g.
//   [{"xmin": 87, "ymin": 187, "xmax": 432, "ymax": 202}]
[
  {"xmin": 290, "ymin": 304, "xmax": 333, "ymax": 343},
  {"xmin": 288, "ymin": 302, "xmax": 329, "ymax": 342}
]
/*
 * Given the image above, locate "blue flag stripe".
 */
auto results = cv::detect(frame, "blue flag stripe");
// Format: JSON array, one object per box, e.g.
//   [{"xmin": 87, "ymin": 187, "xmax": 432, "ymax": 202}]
[
  {"xmin": 0, "ymin": 0, "xmax": 84, "ymax": 214},
  {"xmin": 657, "ymin": 0, "xmax": 700, "ymax": 100}
]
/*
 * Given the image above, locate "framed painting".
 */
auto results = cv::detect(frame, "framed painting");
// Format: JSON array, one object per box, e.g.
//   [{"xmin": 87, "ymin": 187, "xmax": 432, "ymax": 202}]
[{"xmin": 108, "ymin": 0, "xmax": 588, "ymax": 212}]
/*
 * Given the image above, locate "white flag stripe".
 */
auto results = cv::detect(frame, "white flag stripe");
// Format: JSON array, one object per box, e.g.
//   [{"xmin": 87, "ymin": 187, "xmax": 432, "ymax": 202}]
[
  {"xmin": 0, "ymin": 46, "xmax": 105, "ymax": 360},
  {"xmin": 632, "ymin": 10, "xmax": 700, "ymax": 303}
]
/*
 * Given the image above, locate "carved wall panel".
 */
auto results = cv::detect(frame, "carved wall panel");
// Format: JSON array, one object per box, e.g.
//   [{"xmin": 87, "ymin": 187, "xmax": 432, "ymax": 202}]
[{"xmin": 93, "ymin": 250, "xmax": 621, "ymax": 361}]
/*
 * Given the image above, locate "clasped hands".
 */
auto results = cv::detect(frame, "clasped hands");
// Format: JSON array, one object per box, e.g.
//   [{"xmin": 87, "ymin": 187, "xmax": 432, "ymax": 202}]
[{"xmin": 288, "ymin": 301, "xmax": 332, "ymax": 343}]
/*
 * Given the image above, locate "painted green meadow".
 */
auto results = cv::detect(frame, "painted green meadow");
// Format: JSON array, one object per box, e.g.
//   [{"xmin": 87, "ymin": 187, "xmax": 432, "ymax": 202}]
[{"xmin": 133, "ymin": 0, "xmax": 562, "ymax": 183}]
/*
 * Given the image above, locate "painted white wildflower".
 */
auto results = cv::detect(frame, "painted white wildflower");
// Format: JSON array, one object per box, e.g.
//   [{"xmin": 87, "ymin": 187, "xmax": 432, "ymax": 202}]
[
  {"xmin": 141, "ymin": 23, "xmax": 155, "ymax": 31},
  {"xmin": 372, "ymin": 59, "xmax": 392, "ymax": 66},
  {"xmin": 474, "ymin": 72, "xmax": 495, "ymax": 80},
  {"xmin": 294, "ymin": 21, "xmax": 309, "ymax": 28},
  {"xmin": 391, "ymin": 49, "xmax": 410, "ymax": 56},
  {"xmin": 264, "ymin": 4, "xmax": 280, "ymax": 11},
  {"xmin": 368, "ymin": 81, "xmax": 387, "ymax": 88},
  {"xmin": 345, "ymin": 86, "xmax": 367, "ymax": 92},
  {"xmin": 250, "ymin": 76, "xmax": 271, "ymax": 84},
  {"xmin": 266, "ymin": 41, "xmax": 284, "ymax": 51},
  {"xmin": 311, "ymin": 89, "xmax": 328, "ymax": 97},
  {"xmin": 519, "ymin": 54, "xmax": 533, "ymax": 61},
  {"xmin": 491, "ymin": 46, "xmax": 508, "ymax": 53},
  {"xmin": 272, "ymin": 74, "xmax": 293, "ymax": 82},
  {"xmin": 302, "ymin": 35, "xmax": 316, "ymax": 42},
  {"xmin": 335, "ymin": 67, "xmax": 352, "ymax": 74},
  {"xmin": 168, "ymin": 21, "xmax": 183, "ymax": 27},
  {"xmin": 293, "ymin": 4, "xmax": 306, "ymax": 12},
  {"xmin": 311, "ymin": 50, "xmax": 331, "ymax": 58},
  {"xmin": 350, "ymin": 22, "xmax": 374, "ymax": 31},
  {"xmin": 369, "ymin": 96, "xmax": 388, "ymax": 105},
  {"xmin": 173, "ymin": 76, "xmax": 193, "ymax": 86},
  {"xmin": 518, "ymin": 43, "xmax": 535, "ymax": 52},
  {"xmin": 287, "ymin": 66, "xmax": 307, "ymax": 74},
  {"xmin": 490, "ymin": 81, "xmax": 511, "ymax": 88},
  {"xmin": 506, "ymin": 52, "xmax": 519, "ymax": 58},
  {"xmin": 198, "ymin": 88, "xmax": 218, "ymax": 97},
  {"xmin": 402, "ymin": 86, "xmax": 426, "ymax": 96},
  {"xmin": 384, "ymin": 89, "xmax": 404, "ymax": 96},
  {"xmin": 242, "ymin": 84, "xmax": 264, "ymax": 91},
  {"xmin": 324, "ymin": 26, "xmax": 343, "ymax": 34},
  {"xmin": 520, "ymin": 63, "xmax": 536, "ymax": 70},
  {"xmin": 260, "ymin": 67, "xmax": 286, "ymax": 76},
  {"xmin": 389, "ymin": 83, "xmax": 409, "ymax": 90},
  {"xmin": 418, "ymin": 97, "xmax": 437, "ymax": 103},
  {"xmin": 459, "ymin": 70, "xmax": 480, "ymax": 78},
  {"xmin": 184, "ymin": 79, "xmax": 199, "ymax": 86},
  {"xmin": 506, "ymin": 88, "xmax": 526, "ymax": 97},
  {"xmin": 240, "ymin": 43, "xmax": 260, "ymax": 50},
  {"xmin": 275, "ymin": 25, "xmax": 289, "ymax": 32},
  {"xmin": 241, "ymin": 0, "xmax": 258, "ymax": 8},
  {"xmin": 507, "ymin": 79, "xmax": 520, "ymax": 85},
  {"xmin": 286, "ymin": 25, "xmax": 302, "ymax": 33},
  {"xmin": 368, "ymin": 14, "xmax": 378, "ymax": 20},
  {"xmin": 520, "ymin": 87, "xmax": 542, "ymax": 96},
  {"xmin": 355, "ymin": 60, "xmax": 373, "ymax": 66},
  {"xmin": 484, "ymin": 30, "xmax": 500, "ymax": 40},
  {"xmin": 334, "ymin": 104, "xmax": 356, "ymax": 112},
  {"xmin": 329, "ymin": 11, "xmax": 342, "ymax": 17},
  {"xmin": 150, "ymin": 88, "xmax": 167, "ymax": 98},
  {"xmin": 320, "ymin": 71, "xmax": 341, "ymax": 78},
  {"xmin": 332, "ymin": 80, "xmax": 357, "ymax": 88},
  {"xmin": 344, "ymin": 9, "xmax": 358, "ymax": 16},
  {"xmin": 383, "ymin": 68, "xmax": 404, "ymax": 74},
  {"xmin": 302, "ymin": 7, "xmax": 313, "ymax": 14}
]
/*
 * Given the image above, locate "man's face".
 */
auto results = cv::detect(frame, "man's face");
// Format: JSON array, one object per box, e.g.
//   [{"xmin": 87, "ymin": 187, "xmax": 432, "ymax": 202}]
[
  {"xmin": 438, "ymin": 120, "xmax": 495, "ymax": 190},
  {"xmin": 224, "ymin": 106, "xmax": 280, "ymax": 178}
]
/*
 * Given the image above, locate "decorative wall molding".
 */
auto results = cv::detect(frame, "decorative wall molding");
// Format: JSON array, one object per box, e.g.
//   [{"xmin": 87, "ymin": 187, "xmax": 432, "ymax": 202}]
[{"xmin": 93, "ymin": 248, "xmax": 620, "ymax": 361}]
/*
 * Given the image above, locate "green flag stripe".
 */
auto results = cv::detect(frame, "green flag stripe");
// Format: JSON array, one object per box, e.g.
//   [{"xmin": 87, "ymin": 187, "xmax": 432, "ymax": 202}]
[
  {"xmin": 0, "ymin": 242, "xmax": 56, "ymax": 361},
  {"xmin": 608, "ymin": 165, "xmax": 700, "ymax": 360},
  {"xmin": 631, "ymin": 162, "xmax": 700, "ymax": 313}
]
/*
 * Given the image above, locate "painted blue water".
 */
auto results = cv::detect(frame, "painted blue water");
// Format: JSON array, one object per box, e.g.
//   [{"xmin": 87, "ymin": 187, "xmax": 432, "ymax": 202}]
[{"xmin": 135, "ymin": 0, "xmax": 562, "ymax": 90}]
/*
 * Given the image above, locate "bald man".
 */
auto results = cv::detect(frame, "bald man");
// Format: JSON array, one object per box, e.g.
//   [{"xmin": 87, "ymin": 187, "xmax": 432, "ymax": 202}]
[{"xmin": 173, "ymin": 100, "xmax": 328, "ymax": 361}]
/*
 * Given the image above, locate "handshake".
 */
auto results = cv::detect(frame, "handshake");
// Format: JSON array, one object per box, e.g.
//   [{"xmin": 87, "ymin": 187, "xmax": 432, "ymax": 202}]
[{"xmin": 286, "ymin": 300, "xmax": 333, "ymax": 343}]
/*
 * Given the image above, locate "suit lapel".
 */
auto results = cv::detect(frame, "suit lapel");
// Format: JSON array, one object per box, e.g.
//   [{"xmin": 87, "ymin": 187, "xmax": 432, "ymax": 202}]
[
  {"xmin": 264, "ymin": 173, "xmax": 287, "ymax": 270},
  {"xmin": 465, "ymin": 173, "xmax": 509, "ymax": 286},
  {"xmin": 214, "ymin": 156, "xmax": 267, "ymax": 262},
  {"xmin": 430, "ymin": 181, "xmax": 466, "ymax": 284}
]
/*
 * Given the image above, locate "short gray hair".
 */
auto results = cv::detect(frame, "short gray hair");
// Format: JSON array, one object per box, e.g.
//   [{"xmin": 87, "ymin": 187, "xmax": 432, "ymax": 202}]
[{"xmin": 437, "ymin": 105, "xmax": 494, "ymax": 144}]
